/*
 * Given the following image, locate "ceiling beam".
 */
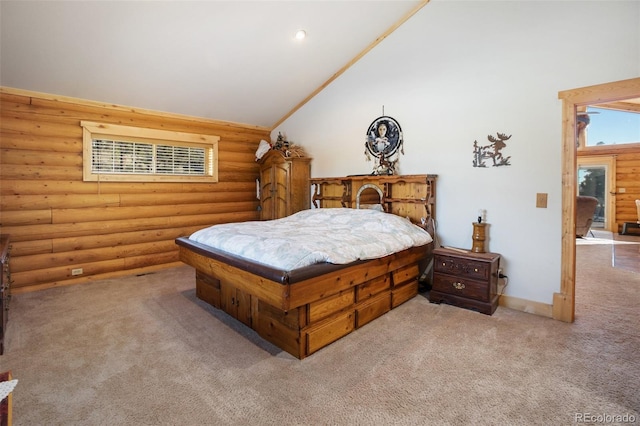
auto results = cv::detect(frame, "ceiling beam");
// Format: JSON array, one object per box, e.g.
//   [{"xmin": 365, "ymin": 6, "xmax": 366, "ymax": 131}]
[{"xmin": 593, "ymin": 99, "xmax": 640, "ymax": 113}]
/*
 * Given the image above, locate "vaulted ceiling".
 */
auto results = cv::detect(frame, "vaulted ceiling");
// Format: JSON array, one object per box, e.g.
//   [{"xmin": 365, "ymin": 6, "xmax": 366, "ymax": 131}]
[{"xmin": 0, "ymin": 1, "xmax": 427, "ymax": 129}]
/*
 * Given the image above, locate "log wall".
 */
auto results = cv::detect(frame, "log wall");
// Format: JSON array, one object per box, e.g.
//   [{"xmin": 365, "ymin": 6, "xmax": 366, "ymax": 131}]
[
  {"xmin": 577, "ymin": 144, "xmax": 640, "ymax": 231},
  {"xmin": 0, "ymin": 88, "xmax": 270, "ymax": 293}
]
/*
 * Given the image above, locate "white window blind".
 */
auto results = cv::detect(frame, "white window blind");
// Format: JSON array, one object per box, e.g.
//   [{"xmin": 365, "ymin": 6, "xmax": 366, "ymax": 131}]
[
  {"xmin": 92, "ymin": 140, "xmax": 206, "ymax": 175},
  {"xmin": 156, "ymin": 144, "xmax": 206, "ymax": 175},
  {"xmin": 92, "ymin": 139, "xmax": 154, "ymax": 174}
]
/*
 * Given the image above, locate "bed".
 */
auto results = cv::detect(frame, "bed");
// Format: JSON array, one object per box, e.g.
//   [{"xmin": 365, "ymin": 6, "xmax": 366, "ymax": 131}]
[{"xmin": 176, "ymin": 175, "xmax": 437, "ymax": 359}]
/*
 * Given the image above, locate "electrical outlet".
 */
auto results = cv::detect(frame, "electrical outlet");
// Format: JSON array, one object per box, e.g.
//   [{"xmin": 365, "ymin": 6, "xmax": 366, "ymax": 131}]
[
  {"xmin": 71, "ymin": 268, "xmax": 83, "ymax": 276},
  {"xmin": 619, "ymin": 188, "xmax": 626, "ymax": 193}
]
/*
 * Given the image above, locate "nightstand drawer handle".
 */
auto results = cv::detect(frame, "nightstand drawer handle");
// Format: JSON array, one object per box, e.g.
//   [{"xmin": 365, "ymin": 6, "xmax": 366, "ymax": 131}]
[{"xmin": 452, "ymin": 282, "xmax": 465, "ymax": 290}]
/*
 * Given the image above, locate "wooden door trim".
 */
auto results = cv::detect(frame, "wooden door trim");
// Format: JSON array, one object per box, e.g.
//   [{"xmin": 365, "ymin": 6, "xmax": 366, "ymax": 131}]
[{"xmin": 555, "ymin": 77, "xmax": 640, "ymax": 322}]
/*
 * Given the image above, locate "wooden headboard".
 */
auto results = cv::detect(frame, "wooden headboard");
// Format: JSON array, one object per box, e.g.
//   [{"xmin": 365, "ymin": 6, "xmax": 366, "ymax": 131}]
[{"xmin": 310, "ymin": 174, "xmax": 437, "ymax": 229}]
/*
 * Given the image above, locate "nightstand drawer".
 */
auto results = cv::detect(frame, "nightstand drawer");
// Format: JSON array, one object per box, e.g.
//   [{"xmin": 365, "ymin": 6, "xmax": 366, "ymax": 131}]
[
  {"xmin": 432, "ymin": 273, "xmax": 491, "ymax": 302},
  {"xmin": 434, "ymin": 255, "xmax": 490, "ymax": 281}
]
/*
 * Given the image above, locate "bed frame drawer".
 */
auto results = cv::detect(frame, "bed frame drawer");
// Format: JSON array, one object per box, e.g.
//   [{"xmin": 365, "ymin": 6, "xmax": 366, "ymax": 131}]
[
  {"xmin": 305, "ymin": 311, "xmax": 355, "ymax": 355},
  {"xmin": 391, "ymin": 280, "xmax": 418, "ymax": 308},
  {"xmin": 308, "ymin": 289, "xmax": 355, "ymax": 323},
  {"xmin": 356, "ymin": 274, "xmax": 391, "ymax": 302},
  {"xmin": 392, "ymin": 263, "xmax": 419, "ymax": 286},
  {"xmin": 356, "ymin": 292, "xmax": 391, "ymax": 327}
]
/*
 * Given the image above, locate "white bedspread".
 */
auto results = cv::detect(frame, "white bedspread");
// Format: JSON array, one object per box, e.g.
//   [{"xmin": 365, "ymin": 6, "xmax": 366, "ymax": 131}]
[{"xmin": 189, "ymin": 208, "xmax": 432, "ymax": 271}]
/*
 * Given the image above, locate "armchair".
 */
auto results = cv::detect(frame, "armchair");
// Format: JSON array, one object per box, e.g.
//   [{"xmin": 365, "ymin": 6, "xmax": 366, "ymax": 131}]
[{"xmin": 576, "ymin": 196, "xmax": 598, "ymax": 238}]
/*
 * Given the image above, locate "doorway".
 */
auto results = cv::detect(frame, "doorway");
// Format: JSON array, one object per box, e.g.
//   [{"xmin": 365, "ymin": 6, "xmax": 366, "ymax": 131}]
[
  {"xmin": 577, "ymin": 156, "xmax": 616, "ymax": 232},
  {"xmin": 556, "ymin": 77, "xmax": 640, "ymax": 323}
]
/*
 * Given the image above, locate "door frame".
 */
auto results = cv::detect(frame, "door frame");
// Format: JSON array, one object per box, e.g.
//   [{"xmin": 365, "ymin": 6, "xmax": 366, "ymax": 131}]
[
  {"xmin": 555, "ymin": 77, "xmax": 640, "ymax": 322},
  {"xmin": 576, "ymin": 156, "xmax": 617, "ymax": 232}
]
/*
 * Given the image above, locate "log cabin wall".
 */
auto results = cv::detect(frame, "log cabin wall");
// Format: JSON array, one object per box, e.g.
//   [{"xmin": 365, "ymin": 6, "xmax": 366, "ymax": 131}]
[
  {"xmin": 577, "ymin": 145, "xmax": 640, "ymax": 231},
  {"xmin": 0, "ymin": 88, "xmax": 269, "ymax": 293}
]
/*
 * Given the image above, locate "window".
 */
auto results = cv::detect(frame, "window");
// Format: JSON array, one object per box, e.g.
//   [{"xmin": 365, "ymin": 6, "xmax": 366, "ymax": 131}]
[
  {"xmin": 585, "ymin": 107, "xmax": 640, "ymax": 147},
  {"xmin": 81, "ymin": 121, "xmax": 218, "ymax": 183}
]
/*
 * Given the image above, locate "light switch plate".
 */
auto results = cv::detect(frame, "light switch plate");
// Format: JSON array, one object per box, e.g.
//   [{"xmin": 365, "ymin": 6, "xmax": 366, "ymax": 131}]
[{"xmin": 536, "ymin": 193, "xmax": 548, "ymax": 208}]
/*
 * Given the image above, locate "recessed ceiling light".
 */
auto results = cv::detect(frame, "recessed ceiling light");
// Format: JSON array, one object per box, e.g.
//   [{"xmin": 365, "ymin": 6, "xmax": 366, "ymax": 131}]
[{"xmin": 295, "ymin": 30, "xmax": 306, "ymax": 40}]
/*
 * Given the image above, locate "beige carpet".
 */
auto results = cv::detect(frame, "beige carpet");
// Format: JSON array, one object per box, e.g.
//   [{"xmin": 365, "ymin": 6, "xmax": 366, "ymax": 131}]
[{"xmin": 1, "ymin": 242, "xmax": 638, "ymax": 425}]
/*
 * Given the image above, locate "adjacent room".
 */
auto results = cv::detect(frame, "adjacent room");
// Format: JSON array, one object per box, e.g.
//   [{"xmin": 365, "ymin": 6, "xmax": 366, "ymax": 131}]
[{"xmin": 0, "ymin": 1, "xmax": 638, "ymax": 424}]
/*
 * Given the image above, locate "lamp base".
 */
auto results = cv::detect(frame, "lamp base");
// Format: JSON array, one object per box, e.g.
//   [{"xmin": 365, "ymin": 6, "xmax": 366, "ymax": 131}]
[{"xmin": 471, "ymin": 222, "xmax": 487, "ymax": 253}]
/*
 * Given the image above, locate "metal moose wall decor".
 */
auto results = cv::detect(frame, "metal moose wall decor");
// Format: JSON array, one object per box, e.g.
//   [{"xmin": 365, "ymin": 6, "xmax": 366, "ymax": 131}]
[{"xmin": 473, "ymin": 132, "xmax": 512, "ymax": 167}]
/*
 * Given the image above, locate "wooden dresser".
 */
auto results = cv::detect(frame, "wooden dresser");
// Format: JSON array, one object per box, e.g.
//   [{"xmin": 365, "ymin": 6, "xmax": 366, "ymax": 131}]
[
  {"xmin": 258, "ymin": 150, "xmax": 311, "ymax": 220},
  {"xmin": 430, "ymin": 247, "xmax": 500, "ymax": 315},
  {"xmin": 0, "ymin": 235, "xmax": 10, "ymax": 355}
]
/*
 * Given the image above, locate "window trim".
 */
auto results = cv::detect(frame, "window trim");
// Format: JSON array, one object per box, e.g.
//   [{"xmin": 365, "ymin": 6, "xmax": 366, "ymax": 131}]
[{"xmin": 81, "ymin": 121, "xmax": 219, "ymax": 183}]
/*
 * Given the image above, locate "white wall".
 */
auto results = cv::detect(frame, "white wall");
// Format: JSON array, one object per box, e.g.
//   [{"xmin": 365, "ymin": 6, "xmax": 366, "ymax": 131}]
[{"xmin": 273, "ymin": 1, "xmax": 640, "ymax": 306}]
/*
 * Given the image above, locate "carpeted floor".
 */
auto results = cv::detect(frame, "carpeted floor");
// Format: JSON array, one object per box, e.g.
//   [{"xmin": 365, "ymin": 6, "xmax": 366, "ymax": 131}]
[
  {"xmin": 576, "ymin": 229, "xmax": 640, "ymax": 274},
  {"xmin": 1, "ymin": 240, "xmax": 638, "ymax": 425}
]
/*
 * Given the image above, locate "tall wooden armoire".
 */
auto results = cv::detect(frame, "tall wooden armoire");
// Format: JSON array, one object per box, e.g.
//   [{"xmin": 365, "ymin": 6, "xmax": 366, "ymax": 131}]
[{"xmin": 258, "ymin": 150, "xmax": 311, "ymax": 220}]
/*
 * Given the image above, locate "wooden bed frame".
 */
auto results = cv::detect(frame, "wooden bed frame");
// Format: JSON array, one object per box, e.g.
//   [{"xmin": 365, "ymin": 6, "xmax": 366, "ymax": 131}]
[{"xmin": 176, "ymin": 174, "xmax": 437, "ymax": 359}]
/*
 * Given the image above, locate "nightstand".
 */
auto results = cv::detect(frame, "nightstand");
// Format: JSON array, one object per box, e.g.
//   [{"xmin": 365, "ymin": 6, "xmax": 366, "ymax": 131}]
[{"xmin": 429, "ymin": 247, "xmax": 500, "ymax": 315}]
